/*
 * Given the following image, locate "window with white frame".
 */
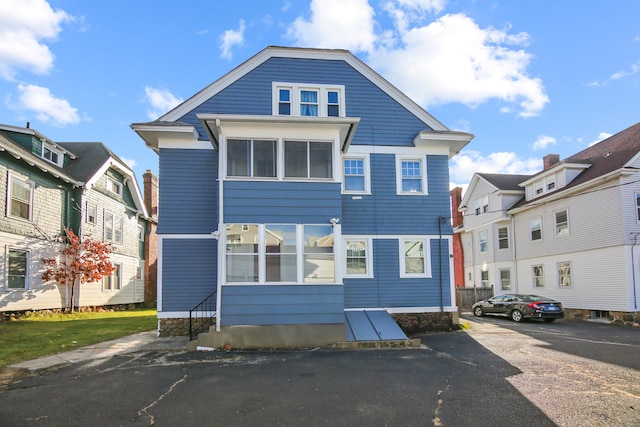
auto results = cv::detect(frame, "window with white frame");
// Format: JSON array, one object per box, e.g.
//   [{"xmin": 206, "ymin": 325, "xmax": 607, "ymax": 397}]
[
  {"xmin": 284, "ymin": 140, "xmax": 332, "ymax": 179},
  {"xmin": 106, "ymin": 177, "xmax": 122, "ymax": 196},
  {"xmin": 273, "ymin": 83, "xmax": 345, "ymax": 117},
  {"xmin": 104, "ymin": 264, "xmax": 121, "ymax": 291},
  {"xmin": 86, "ymin": 204, "xmax": 97, "ymax": 224},
  {"xmin": 546, "ymin": 176, "xmax": 556, "ymax": 191},
  {"xmin": 479, "ymin": 230, "xmax": 488, "ymax": 253},
  {"xmin": 343, "ymin": 156, "xmax": 369, "ymax": 193},
  {"xmin": 7, "ymin": 248, "xmax": 29, "ymax": 289},
  {"xmin": 396, "ymin": 156, "xmax": 427, "ymax": 195},
  {"xmin": 104, "ymin": 211, "xmax": 123, "ymax": 244},
  {"xmin": 500, "ymin": 269, "xmax": 511, "ymax": 290},
  {"xmin": 534, "ymin": 181, "xmax": 544, "ymax": 195},
  {"xmin": 137, "ymin": 224, "xmax": 144, "ymax": 241},
  {"xmin": 558, "ymin": 262, "xmax": 571, "ymax": 287},
  {"xmin": 498, "ymin": 227, "xmax": 509, "ymax": 249},
  {"xmin": 530, "ymin": 217, "xmax": 542, "ymax": 241},
  {"xmin": 474, "ymin": 195, "xmax": 489, "ymax": 215},
  {"xmin": 227, "ymin": 139, "xmax": 277, "ymax": 178},
  {"xmin": 225, "ymin": 224, "xmax": 334, "ymax": 284},
  {"xmin": 480, "ymin": 270, "xmax": 489, "ymax": 288},
  {"xmin": 344, "ymin": 238, "xmax": 371, "ymax": 277},
  {"xmin": 555, "ymin": 210, "xmax": 569, "ymax": 236},
  {"xmin": 7, "ymin": 175, "xmax": 33, "ymax": 221},
  {"xmin": 400, "ymin": 238, "xmax": 430, "ymax": 277},
  {"xmin": 42, "ymin": 142, "xmax": 63, "ymax": 166},
  {"xmin": 533, "ymin": 265, "xmax": 544, "ymax": 287}
]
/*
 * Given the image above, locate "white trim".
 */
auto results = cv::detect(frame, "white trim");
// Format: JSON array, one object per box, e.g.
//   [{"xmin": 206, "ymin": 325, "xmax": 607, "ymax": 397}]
[
  {"xmin": 5, "ymin": 246, "xmax": 30, "ymax": 290},
  {"xmin": 272, "ymin": 82, "xmax": 346, "ymax": 117},
  {"xmin": 158, "ymin": 139, "xmax": 213, "ymax": 150},
  {"xmin": 398, "ymin": 236, "xmax": 432, "ymax": 278},
  {"xmin": 345, "ymin": 306, "xmax": 458, "ymax": 313},
  {"xmin": 41, "ymin": 141, "xmax": 64, "ymax": 167},
  {"xmin": 347, "ymin": 144, "xmax": 449, "ymax": 157},
  {"xmin": 6, "ymin": 173, "xmax": 34, "ymax": 222},
  {"xmin": 342, "ymin": 154, "xmax": 371, "ymax": 194},
  {"xmin": 396, "ymin": 155, "xmax": 428, "ymax": 196},
  {"xmin": 342, "ymin": 236, "xmax": 373, "ymax": 278}
]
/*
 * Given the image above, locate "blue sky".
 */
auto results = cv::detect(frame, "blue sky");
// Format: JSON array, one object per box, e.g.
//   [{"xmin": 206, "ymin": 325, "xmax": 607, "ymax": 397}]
[{"xmin": 1, "ymin": 0, "xmax": 639, "ymax": 192}]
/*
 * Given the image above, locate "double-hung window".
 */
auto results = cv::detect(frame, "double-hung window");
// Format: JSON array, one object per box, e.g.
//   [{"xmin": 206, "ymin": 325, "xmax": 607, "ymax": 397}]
[
  {"xmin": 344, "ymin": 239, "xmax": 371, "ymax": 277},
  {"xmin": 300, "ymin": 90, "xmax": 319, "ymax": 116},
  {"xmin": 8, "ymin": 175, "xmax": 33, "ymax": 221},
  {"xmin": 278, "ymin": 88, "xmax": 291, "ymax": 115},
  {"xmin": 400, "ymin": 238, "xmax": 430, "ymax": 278},
  {"xmin": 86, "ymin": 204, "xmax": 97, "ymax": 224},
  {"xmin": 479, "ymin": 230, "xmax": 488, "ymax": 253},
  {"xmin": 7, "ymin": 249, "xmax": 29, "ymax": 289},
  {"xmin": 555, "ymin": 210, "xmax": 569, "ymax": 236},
  {"xmin": 284, "ymin": 140, "xmax": 332, "ymax": 179},
  {"xmin": 533, "ymin": 265, "xmax": 544, "ymax": 287},
  {"xmin": 104, "ymin": 212, "xmax": 123, "ymax": 244},
  {"xmin": 227, "ymin": 139, "xmax": 277, "ymax": 178},
  {"xmin": 530, "ymin": 217, "xmax": 542, "ymax": 241},
  {"xmin": 500, "ymin": 269, "xmax": 511, "ymax": 290},
  {"xmin": 558, "ymin": 262, "xmax": 571, "ymax": 287},
  {"xmin": 636, "ymin": 193, "xmax": 640, "ymax": 221},
  {"xmin": 104, "ymin": 264, "xmax": 121, "ymax": 291},
  {"xmin": 343, "ymin": 156, "xmax": 368, "ymax": 193},
  {"xmin": 498, "ymin": 227, "xmax": 509, "ymax": 249},
  {"xmin": 396, "ymin": 156, "xmax": 427, "ymax": 195}
]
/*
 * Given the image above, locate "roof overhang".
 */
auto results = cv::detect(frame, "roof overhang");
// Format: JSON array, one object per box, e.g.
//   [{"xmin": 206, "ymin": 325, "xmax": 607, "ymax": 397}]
[
  {"xmin": 519, "ymin": 162, "xmax": 591, "ymax": 187},
  {"xmin": 413, "ymin": 130, "xmax": 474, "ymax": 159},
  {"xmin": 130, "ymin": 123, "xmax": 201, "ymax": 153},
  {"xmin": 197, "ymin": 114, "xmax": 361, "ymax": 153}
]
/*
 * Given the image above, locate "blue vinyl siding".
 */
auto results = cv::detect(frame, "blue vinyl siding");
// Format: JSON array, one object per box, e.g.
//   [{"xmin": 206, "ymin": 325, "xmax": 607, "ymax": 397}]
[
  {"xmin": 220, "ymin": 285, "xmax": 345, "ymax": 326},
  {"xmin": 158, "ymin": 148, "xmax": 218, "ymax": 234},
  {"xmin": 177, "ymin": 57, "xmax": 432, "ymax": 148},
  {"xmin": 342, "ymin": 154, "xmax": 453, "ymax": 235},
  {"xmin": 224, "ymin": 181, "xmax": 341, "ymax": 224},
  {"xmin": 344, "ymin": 239, "xmax": 451, "ymax": 309},
  {"xmin": 161, "ymin": 238, "xmax": 218, "ymax": 311}
]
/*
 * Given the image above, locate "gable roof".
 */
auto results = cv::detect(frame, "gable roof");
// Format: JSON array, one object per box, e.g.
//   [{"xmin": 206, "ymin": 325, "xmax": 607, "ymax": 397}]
[
  {"xmin": 477, "ymin": 173, "xmax": 532, "ymax": 191},
  {"xmin": 159, "ymin": 46, "xmax": 450, "ymax": 132}
]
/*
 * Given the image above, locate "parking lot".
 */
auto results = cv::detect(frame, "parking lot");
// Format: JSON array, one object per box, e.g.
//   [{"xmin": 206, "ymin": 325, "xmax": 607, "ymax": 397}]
[{"xmin": 1, "ymin": 316, "xmax": 638, "ymax": 426}]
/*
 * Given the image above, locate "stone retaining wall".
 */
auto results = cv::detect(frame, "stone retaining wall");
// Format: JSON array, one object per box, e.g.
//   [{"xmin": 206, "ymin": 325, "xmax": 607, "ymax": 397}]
[{"xmin": 564, "ymin": 308, "xmax": 640, "ymax": 326}]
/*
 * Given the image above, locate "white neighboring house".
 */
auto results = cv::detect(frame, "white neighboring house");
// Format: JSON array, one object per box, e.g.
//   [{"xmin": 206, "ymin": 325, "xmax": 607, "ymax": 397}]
[{"xmin": 457, "ymin": 121, "xmax": 640, "ymax": 325}]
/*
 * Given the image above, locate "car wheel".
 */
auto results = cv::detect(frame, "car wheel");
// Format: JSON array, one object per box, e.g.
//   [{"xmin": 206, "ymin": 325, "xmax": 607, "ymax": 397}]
[
  {"xmin": 473, "ymin": 306, "xmax": 484, "ymax": 317},
  {"xmin": 511, "ymin": 309, "xmax": 523, "ymax": 322},
  {"xmin": 543, "ymin": 318, "xmax": 555, "ymax": 323}
]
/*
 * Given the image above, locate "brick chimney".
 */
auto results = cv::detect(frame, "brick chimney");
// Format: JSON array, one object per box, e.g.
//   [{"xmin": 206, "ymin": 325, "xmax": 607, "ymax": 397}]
[
  {"xmin": 450, "ymin": 187, "xmax": 465, "ymax": 288},
  {"xmin": 543, "ymin": 154, "xmax": 560, "ymax": 170},
  {"xmin": 143, "ymin": 170, "xmax": 158, "ymax": 303}
]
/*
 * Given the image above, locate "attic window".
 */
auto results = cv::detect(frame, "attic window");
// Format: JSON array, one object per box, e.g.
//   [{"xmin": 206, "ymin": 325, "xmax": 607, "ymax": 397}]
[
  {"xmin": 273, "ymin": 82, "xmax": 345, "ymax": 117},
  {"xmin": 42, "ymin": 142, "xmax": 63, "ymax": 167},
  {"xmin": 106, "ymin": 177, "xmax": 123, "ymax": 196}
]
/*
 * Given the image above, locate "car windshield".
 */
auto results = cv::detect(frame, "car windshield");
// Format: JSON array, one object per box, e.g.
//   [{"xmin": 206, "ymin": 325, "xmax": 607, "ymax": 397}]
[{"xmin": 519, "ymin": 295, "xmax": 548, "ymax": 302}]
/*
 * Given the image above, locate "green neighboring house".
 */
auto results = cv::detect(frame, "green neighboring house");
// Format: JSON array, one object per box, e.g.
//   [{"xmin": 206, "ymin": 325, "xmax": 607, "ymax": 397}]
[{"xmin": 0, "ymin": 123, "xmax": 155, "ymax": 312}]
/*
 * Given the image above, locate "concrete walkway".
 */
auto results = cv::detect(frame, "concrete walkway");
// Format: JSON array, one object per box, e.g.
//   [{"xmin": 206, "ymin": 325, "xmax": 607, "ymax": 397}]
[{"xmin": 8, "ymin": 331, "xmax": 188, "ymax": 371}]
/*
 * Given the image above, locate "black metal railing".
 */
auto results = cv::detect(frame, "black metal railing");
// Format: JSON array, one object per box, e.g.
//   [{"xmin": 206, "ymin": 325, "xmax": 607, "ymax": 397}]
[{"xmin": 189, "ymin": 290, "xmax": 217, "ymax": 341}]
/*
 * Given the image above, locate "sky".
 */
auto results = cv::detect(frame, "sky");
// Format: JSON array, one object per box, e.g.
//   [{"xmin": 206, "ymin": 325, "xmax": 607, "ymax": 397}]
[{"xmin": 1, "ymin": 0, "xmax": 639, "ymax": 193}]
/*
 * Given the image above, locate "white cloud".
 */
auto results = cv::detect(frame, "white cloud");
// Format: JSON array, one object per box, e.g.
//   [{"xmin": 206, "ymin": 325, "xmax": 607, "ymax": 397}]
[
  {"xmin": 611, "ymin": 63, "xmax": 639, "ymax": 80},
  {"xmin": 532, "ymin": 134, "xmax": 557, "ymax": 151},
  {"xmin": 287, "ymin": 2, "xmax": 549, "ymax": 118},
  {"xmin": 589, "ymin": 132, "xmax": 612, "ymax": 146},
  {"xmin": 0, "ymin": 0, "xmax": 72, "ymax": 80},
  {"xmin": 450, "ymin": 150, "xmax": 541, "ymax": 185},
  {"xmin": 219, "ymin": 20, "xmax": 246, "ymax": 60},
  {"xmin": 120, "ymin": 157, "xmax": 137, "ymax": 169},
  {"xmin": 287, "ymin": 0, "xmax": 377, "ymax": 53},
  {"xmin": 144, "ymin": 86, "xmax": 183, "ymax": 120},
  {"xmin": 10, "ymin": 84, "xmax": 80, "ymax": 127}
]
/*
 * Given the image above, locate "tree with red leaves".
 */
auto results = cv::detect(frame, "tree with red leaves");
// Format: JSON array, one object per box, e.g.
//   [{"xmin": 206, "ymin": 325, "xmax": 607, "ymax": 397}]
[{"xmin": 42, "ymin": 228, "xmax": 115, "ymax": 313}]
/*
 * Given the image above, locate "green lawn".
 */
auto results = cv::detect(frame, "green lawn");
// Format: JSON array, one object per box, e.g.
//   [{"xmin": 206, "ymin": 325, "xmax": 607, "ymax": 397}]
[{"xmin": 0, "ymin": 309, "xmax": 157, "ymax": 368}]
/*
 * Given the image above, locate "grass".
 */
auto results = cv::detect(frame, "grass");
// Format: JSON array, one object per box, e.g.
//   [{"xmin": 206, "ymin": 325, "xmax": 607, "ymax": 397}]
[{"xmin": 0, "ymin": 309, "xmax": 157, "ymax": 368}]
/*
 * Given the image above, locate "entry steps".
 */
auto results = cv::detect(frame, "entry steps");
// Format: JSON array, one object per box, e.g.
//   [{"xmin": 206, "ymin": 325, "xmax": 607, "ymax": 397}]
[{"xmin": 344, "ymin": 310, "xmax": 410, "ymax": 341}]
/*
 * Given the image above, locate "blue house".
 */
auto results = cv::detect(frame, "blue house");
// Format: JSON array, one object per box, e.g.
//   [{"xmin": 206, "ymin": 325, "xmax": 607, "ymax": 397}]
[{"xmin": 132, "ymin": 46, "xmax": 473, "ymax": 348}]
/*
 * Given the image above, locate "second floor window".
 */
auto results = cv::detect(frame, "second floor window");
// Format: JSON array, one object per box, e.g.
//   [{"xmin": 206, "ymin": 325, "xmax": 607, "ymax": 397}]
[
  {"xmin": 479, "ymin": 230, "xmax": 488, "ymax": 253},
  {"xmin": 8, "ymin": 176, "xmax": 33, "ymax": 221},
  {"xmin": 530, "ymin": 217, "xmax": 542, "ymax": 241},
  {"xmin": 396, "ymin": 156, "xmax": 427, "ymax": 195},
  {"xmin": 227, "ymin": 139, "xmax": 277, "ymax": 178},
  {"xmin": 343, "ymin": 157, "xmax": 366, "ymax": 193},
  {"xmin": 104, "ymin": 212, "xmax": 123, "ymax": 244},
  {"xmin": 284, "ymin": 140, "xmax": 332, "ymax": 179},
  {"xmin": 555, "ymin": 210, "xmax": 569, "ymax": 236},
  {"xmin": 498, "ymin": 227, "xmax": 509, "ymax": 249}
]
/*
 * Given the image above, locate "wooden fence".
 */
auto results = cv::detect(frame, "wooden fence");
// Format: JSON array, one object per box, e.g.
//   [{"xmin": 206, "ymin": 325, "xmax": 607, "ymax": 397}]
[{"xmin": 456, "ymin": 286, "xmax": 494, "ymax": 312}]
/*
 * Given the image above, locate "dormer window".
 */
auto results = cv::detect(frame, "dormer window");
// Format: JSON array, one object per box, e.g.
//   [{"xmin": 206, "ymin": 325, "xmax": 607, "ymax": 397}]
[
  {"xmin": 107, "ymin": 177, "xmax": 123, "ymax": 196},
  {"xmin": 273, "ymin": 82, "xmax": 345, "ymax": 117},
  {"xmin": 42, "ymin": 142, "xmax": 63, "ymax": 166}
]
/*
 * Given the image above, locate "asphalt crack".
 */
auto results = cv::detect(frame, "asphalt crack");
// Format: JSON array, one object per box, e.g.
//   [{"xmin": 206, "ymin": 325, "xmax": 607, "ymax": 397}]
[{"xmin": 137, "ymin": 373, "xmax": 187, "ymax": 425}]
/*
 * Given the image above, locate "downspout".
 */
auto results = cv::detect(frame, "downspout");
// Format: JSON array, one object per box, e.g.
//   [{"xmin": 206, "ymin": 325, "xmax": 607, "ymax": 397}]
[
  {"xmin": 438, "ymin": 216, "xmax": 447, "ymax": 313},
  {"xmin": 215, "ymin": 118, "xmax": 223, "ymax": 332},
  {"xmin": 632, "ymin": 233, "xmax": 639, "ymax": 310},
  {"xmin": 510, "ymin": 213, "xmax": 517, "ymax": 293}
]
